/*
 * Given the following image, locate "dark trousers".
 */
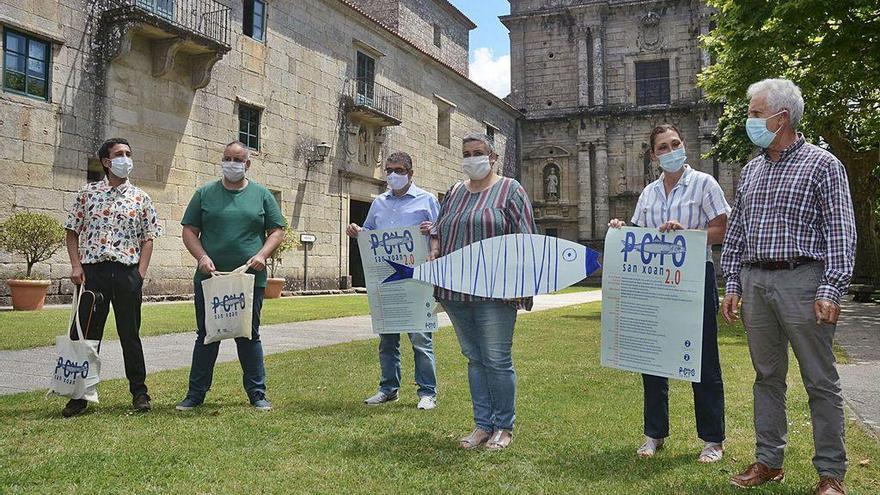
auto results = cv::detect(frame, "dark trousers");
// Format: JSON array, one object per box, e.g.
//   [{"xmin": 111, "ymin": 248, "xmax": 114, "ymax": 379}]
[
  {"xmin": 74, "ymin": 262, "xmax": 148, "ymax": 398},
  {"xmin": 186, "ymin": 281, "xmax": 267, "ymax": 403},
  {"xmin": 642, "ymin": 261, "xmax": 725, "ymax": 443}
]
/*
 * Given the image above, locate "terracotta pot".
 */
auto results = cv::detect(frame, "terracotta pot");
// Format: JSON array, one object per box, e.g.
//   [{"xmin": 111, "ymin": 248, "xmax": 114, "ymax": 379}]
[
  {"xmin": 8, "ymin": 279, "xmax": 52, "ymax": 311},
  {"xmin": 264, "ymin": 278, "xmax": 285, "ymax": 299}
]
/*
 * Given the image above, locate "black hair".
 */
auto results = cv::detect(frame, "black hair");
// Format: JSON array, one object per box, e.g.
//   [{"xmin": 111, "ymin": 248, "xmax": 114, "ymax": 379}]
[{"xmin": 97, "ymin": 138, "xmax": 131, "ymax": 161}]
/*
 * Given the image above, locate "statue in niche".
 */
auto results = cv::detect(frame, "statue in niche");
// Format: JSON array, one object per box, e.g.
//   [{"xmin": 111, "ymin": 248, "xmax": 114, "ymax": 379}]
[
  {"xmin": 617, "ymin": 175, "xmax": 628, "ymax": 194},
  {"xmin": 543, "ymin": 164, "xmax": 560, "ymax": 201},
  {"xmin": 357, "ymin": 127, "xmax": 370, "ymax": 167}
]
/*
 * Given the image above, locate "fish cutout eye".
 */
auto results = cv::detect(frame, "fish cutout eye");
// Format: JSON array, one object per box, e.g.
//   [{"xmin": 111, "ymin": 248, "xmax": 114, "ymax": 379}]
[{"xmin": 562, "ymin": 248, "xmax": 577, "ymax": 262}]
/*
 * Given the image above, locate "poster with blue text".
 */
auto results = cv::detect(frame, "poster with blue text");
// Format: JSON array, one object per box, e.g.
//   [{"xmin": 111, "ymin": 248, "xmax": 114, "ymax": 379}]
[
  {"xmin": 358, "ymin": 226, "xmax": 438, "ymax": 334},
  {"xmin": 600, "ymin": 227, "xmax": 707, "ymax": 383}
]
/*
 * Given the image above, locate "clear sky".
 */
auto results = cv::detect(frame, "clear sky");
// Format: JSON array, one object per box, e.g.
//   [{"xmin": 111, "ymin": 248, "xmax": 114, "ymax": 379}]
[{"xmin": 448, "ymin": 1, "xmax": 512, "ymax": 98}]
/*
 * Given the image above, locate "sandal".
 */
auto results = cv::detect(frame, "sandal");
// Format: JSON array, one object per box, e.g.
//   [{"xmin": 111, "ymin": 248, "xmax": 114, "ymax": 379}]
[
  {"xmin": 698, "ymin": 442, "xmax": 723, "ymax": 463},
  {"xmin": 637, "ymin": 436, "xmax": 665, "ymax": 458},
  {"xmin": 485, "ymin": 429, "xmax": 513, "ymax": 450},
  {"xmin": 459, "ymin": 428, "xmax": 492, "ymax": 450}
]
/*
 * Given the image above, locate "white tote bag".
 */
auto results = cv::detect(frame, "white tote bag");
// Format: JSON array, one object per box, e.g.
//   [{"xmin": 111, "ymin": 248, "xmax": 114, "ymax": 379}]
[
  {"xmin": 202, "ymin": 264, "xmax": 255, "ymax": 344},
  {"xmin": 47, "ymin": 286, "xmax": 101, "ymax": 403}
]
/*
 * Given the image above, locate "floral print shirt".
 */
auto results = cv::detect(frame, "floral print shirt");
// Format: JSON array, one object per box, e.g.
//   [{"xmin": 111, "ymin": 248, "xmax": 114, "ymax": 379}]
[{"xmin": 64, "ymin": 179, "xmax": 163, "ymax": 265}]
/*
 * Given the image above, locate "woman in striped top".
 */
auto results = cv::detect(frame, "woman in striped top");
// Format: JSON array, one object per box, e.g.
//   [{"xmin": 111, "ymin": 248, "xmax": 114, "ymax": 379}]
[
  {"xmin": 609, "ymin": 124, "xmax": 730, "ymax": 463},
  {"xmin": 431, "ymin": 132, "xmax": 537, "ymax": 450}
]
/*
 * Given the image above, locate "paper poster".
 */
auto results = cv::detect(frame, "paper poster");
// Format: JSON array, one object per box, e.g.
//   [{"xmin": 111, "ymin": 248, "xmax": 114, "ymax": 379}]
[
  {"xmin": 358, "ymin": 226, "xmax": 438, "ymax": 334},
  {"xmin": 600, "ymin": 227, "xmax": 707, "ymax": 382}
]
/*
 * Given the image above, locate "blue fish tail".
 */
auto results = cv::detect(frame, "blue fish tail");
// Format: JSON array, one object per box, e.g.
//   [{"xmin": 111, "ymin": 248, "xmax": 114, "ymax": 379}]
[
  {"xmin": 382, "ymin": 260, "xmax": 415, "ymax": 283},
  {"xmin": 584, "ymin": 247, "xmax": 602, "ymax": 276}
]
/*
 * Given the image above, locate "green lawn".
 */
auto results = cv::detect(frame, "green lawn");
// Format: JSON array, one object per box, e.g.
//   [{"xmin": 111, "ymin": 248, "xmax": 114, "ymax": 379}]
[
  {"xmin": 553, "ymin": 285, "xmax": 601, "ymax": 294},
  {"xmin": 0, "ymin": 294, "xmax": 369, "ymax": 351},
  {"xmin": 0, "ymin": 302, "xmax": 877, "ymax": 494}
]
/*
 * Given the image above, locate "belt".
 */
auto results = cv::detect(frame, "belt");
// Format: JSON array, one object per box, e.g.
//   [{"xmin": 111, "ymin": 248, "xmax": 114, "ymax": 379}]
[{"xmin": 747, "ymin": 257, "xmax": 817, "ymax": 271}]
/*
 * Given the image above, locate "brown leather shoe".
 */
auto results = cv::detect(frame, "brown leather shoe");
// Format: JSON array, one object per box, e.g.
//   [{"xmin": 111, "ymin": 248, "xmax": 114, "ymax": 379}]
[
  {"xmin": 815, "ymin": 477, "xmax": 846, "ymax": 495},
  {"xmin": 730, "ymin": 462, "xmax": 785, "ymax": 488}
]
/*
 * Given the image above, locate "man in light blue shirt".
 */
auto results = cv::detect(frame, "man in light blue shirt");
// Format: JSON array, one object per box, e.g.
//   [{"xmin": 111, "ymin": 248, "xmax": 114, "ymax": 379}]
[{"xmin": 346, "ymin": 151, "xmax": 440, "ymax": 410}]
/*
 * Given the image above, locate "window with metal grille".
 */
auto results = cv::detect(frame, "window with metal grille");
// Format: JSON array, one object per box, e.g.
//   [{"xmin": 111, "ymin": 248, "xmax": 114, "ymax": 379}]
[
  {"xmin": 243, "ymin": 0, "xmax": 266, "ymax": 41},
  {"xmin": 356, "ymin": 51, "xmax": 375, "ymax": 106},
  {"xmin": 238, "ymin": 104, "xmax": 261, "ymax": 150},
  {"xmin": 635, "ymin": 60, "xmax": 669, "ymax": 106},
  {"xmin": 486, "ymin": 126, "xmax": 495, "ymax": 143},
  {"xmin": 137, "ymin": 0, "xmax": 175, "ymax": 20},
  {"xmin": 3, "ymin": 29, "xmax": 50, "ymax": 100}
]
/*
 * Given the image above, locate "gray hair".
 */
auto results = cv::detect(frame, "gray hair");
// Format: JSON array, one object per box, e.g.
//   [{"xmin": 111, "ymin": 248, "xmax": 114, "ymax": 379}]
[
  {"xmin": 747, "ymin": 78, "xmax": 805, "ymax": 129},
  {"xmin": 225, "ymin": 140, "xmax": 250, "ymax": 160},
  {"xmin": 462, "ymin": 132, "xmax": 495, "ymax": 154},
  {"xmin": 386, "ymin": 151, "xmax": 413, "ymax": 170}
]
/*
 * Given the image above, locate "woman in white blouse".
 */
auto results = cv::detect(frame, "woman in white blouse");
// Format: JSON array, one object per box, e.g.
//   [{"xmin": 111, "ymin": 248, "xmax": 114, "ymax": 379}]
[{"xmin": 609, "ymin": 124, "xmax": 730, "ymax": 463}]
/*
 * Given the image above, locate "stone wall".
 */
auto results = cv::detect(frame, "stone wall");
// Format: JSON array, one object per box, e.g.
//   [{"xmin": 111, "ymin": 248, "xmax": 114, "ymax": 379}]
[
  {"xmin": 353, "ymin": 0, "xmax": 472, "ymax": 75},
  {"xmin": 0, "ymin": 0, "xmax": 519, "ymax": 305},
  {"xmin": 396, "ymin": 0, "xmax": 471, "ymax": 75}
]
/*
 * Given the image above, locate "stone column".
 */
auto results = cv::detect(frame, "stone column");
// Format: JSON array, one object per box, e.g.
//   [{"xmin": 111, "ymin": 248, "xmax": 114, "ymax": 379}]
[
  {"xmin": 699, "ymin": 135, "xmax": 715, "ymax": 175},
  {"xmin": 507, "ymin": 18, "xmax": 527, "ymax": 109},
  {"xmin": 593, "ymin": 25, "xmax": 606, "ymax": 107},
  {"xmin": 577, "ymin": 145, "xmax": 593, "ymax": 240},
  {"xmin": 577, "ymin": 28, "xmax": 591, "ymax": 107},
  {"xmin": 594, "ymin": 139, "xmax": 610, "ymax": 238}
]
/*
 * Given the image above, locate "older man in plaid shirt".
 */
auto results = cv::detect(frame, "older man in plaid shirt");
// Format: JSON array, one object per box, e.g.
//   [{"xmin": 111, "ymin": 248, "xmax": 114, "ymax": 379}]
[{"xmin": 721, "ymin": 79, "xmax": 856, "ymax": 495}]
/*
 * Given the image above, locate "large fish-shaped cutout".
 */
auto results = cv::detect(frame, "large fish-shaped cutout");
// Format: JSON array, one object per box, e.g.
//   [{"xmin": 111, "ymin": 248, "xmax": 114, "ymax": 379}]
[{"xmin": 382, "ymin": 234, "xmax": 601, "ymax": 298}]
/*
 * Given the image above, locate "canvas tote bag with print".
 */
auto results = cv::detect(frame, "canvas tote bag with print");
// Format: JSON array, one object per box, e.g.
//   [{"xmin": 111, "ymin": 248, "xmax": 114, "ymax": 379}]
[
  {"xmin": 202, "ymin": 264, "xmax": 255, "ymax": 344},
  {"xmin": 47, "ymin": 285, "xmax": 101, "ymax": 402}
]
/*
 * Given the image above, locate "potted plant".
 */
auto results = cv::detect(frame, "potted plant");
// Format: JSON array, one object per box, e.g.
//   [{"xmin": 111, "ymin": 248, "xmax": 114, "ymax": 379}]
[
  {"xmin": 0, "ymin": 212, "xmax": 65, "ymax": 310},
  {"xmin": 265, "ymin": 228, "xmax": 299, "ymax": 299}
]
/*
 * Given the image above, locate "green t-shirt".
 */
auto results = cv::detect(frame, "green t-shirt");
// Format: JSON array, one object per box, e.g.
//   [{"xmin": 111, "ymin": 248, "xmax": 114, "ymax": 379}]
[{"xmin": 181, "ymin": 180, "xmax": 287, "ymax": 288}]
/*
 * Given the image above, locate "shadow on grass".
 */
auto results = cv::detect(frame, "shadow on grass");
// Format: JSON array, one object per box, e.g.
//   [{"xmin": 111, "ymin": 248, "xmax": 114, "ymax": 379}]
[
  {"xmin": 545, "ymin": 446, "xmax": 699, "ymax": 484},
  {"xmin": 339, "ymin": 431, "xmax": 470, "ymax": 470},
  {"xmin": 277, "ymin": 397, "xmax": 421, "ymax": 420}
]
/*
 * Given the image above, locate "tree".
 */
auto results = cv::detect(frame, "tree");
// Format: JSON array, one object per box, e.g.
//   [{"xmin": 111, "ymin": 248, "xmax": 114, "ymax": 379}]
[
  {"xmin": 0, "ymin": 212, "xmax": 65, "ymax": 279},
  {"xmin": 699, "ymin": 0, "xmax": 880, "ymax": 286}
]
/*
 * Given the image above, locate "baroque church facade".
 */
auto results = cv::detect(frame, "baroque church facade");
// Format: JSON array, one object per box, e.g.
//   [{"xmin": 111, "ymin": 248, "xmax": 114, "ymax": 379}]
[{"xmin": 503, "ymin": 0, "xmax": 738, "ymax": 246}]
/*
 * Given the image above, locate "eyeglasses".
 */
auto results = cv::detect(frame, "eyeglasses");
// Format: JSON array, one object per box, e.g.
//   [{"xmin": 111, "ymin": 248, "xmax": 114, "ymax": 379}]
[{"xmin": 385, "ymin": 168, "xmax": 408, "ymax": 175}]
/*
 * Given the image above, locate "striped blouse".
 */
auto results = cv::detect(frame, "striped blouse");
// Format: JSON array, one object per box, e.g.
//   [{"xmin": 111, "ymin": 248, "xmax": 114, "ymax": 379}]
[
  {"xmin": 630, "ymin": 165, "xmax": 731, "ymax": 261},
  {"xmin": 434, "ymin": 177, "xmax": 537, "ymax": 308}
]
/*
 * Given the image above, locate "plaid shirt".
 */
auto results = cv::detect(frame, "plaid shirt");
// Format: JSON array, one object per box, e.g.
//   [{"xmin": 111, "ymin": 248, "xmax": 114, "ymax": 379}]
[{"xmin": 721, "ymin": 135, "xmax": 856, "ymax": 304}]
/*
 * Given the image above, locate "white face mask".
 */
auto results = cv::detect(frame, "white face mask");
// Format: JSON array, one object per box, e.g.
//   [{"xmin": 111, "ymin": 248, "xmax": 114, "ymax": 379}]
[
  {"xmin": 462, "ymin": 155, "xmax": 492, "ymax": 181},
  {"xmin": 109, "ymin": 157, "xmax": 133, "ymax": 178},
  {"xmin": 386, "ymin": 172, "xmax": 409, "ymax": 191},
  {"xmin": 222, "ymin": 160, "xmax": 246, "ymax": 182}
]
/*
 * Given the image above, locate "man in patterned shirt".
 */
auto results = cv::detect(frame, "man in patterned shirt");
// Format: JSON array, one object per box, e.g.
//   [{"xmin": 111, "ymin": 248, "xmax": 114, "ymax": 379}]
[
  {"xmin": 722, "ymin": 79, "xmax": 856, "ymax": 495},
  {"xmin": 62, "ymin": 137, "xmax": 163, "ymax": 418}
]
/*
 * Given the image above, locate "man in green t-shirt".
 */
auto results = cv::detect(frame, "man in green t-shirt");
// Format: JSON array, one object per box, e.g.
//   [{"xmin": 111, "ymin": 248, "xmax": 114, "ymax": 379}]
[{"xmin": 176, "ymin": 140, "xmax": 287, "ymax": 412}]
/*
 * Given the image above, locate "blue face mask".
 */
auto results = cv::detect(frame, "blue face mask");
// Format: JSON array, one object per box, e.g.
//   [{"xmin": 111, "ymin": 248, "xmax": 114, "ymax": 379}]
[
  {"xmin": 657, "ymin": 147, "xmax": 687, "ymax": 173},
  {"xmin": 746, "ymin": 110, "xmax": 785, "ymax": 148}
]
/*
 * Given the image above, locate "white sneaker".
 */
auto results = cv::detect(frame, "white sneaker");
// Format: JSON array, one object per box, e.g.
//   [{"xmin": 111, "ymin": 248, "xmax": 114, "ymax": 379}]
[
  {"xmin": 637, "ymin": 436, "xmax": 665, "ymax": 458},
  {"xmin": 364, "ymin": 391, "xmax": 398, "ymax": 405},
  {"xmin": 698, "ymin": 442, "xmax": 723, "ymax": 463},
  {"xmin": 417, "ymin": 395, "xmax": 437, "ymax": 410}
]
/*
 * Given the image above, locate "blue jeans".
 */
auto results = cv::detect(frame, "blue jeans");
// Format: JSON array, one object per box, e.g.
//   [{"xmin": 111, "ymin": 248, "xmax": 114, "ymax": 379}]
[
  {"xmin": 642, "ymin": 261, "xmax": 726, "ymax": 443},
  {"xmin": 186, "ymin": 281, "xmax": 267, "ymax": 403},
  {"xmin": 378, "ymin": 332, "xmax": 437, "ymax": 397},
  {"xmin": 441, "ymin": 299, "xmax": 518, "ymax": 431}
]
